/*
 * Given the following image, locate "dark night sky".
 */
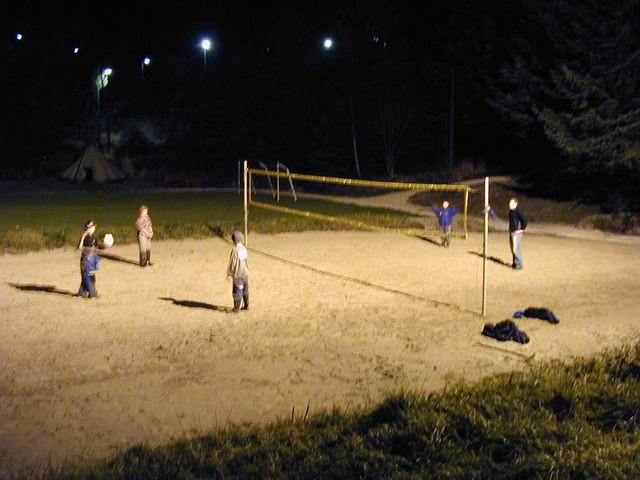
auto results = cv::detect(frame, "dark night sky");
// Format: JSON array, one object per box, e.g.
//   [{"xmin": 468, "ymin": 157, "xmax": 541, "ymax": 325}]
[
  {"xmin": 2, "ymin": 1, "xmax": 355, "ymax": 66},
  {"xmin": 0, "ymin": 0, "xmax": 534, "ymax": 182}
]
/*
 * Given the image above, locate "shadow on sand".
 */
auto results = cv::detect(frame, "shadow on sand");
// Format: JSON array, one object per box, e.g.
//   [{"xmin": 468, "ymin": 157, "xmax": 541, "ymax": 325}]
[
  {"xmin": 8, "ymin": 282, "xmax": 77, "ymax": 297},
  {"xmin": 468, "ymin": 251, "xmax": 513, "ymax": 268},
  {"xmin": 100, "ymin": 252, "xmax": 141, "ymax": 266},
  {"xmin": 414, "ymin": 235, "xmax": 445, "ymax": 247},
  {"xmin": 159, "ymin": 297, "xmax": 231, "ymax": 312}
]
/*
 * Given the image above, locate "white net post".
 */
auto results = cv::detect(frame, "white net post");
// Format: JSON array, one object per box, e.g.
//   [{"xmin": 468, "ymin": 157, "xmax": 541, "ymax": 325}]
[
  {"xmin": 482, "ymin": 176, "xmax": 489, "ymax": 317},
  {"xmin": 244, "ymin": 160, "xmax": 249, "ymax": 246},
  {"xmin": 277, "ymin": 162, "xmax": 297, "ymax": 202}
]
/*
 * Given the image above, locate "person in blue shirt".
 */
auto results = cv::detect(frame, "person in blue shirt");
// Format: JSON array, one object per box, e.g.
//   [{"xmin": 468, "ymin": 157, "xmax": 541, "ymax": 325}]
[
  {"xmin": 77, "ymin": 219, "xmax": 101, "ymax": 298},
  {"xmin": 431, "ymin": 201, "xmax": 459, "ymax": 247}
]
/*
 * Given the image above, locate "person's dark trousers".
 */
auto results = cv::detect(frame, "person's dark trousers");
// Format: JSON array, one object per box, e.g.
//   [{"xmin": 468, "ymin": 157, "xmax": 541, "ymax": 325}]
[
  {"xmin": 138, "ymin": 233, "xmax": 151, "ymax": 267},
  {"xmin": 443, "ymin": 225, "xmax": 452, "ymax": 247},
  {"xmin": 232, "ymin": 278, "xmax": 249, "ymax": 312},
  {"xmin": 79, "ymin": 272, "xmax": 97, "ymax": 298}
]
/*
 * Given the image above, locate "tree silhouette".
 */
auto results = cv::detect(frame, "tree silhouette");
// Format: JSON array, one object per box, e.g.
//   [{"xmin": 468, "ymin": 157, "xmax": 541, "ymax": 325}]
[{"xmin": 489, "ymin": 0, "xmax": 640, "ymax": 208}]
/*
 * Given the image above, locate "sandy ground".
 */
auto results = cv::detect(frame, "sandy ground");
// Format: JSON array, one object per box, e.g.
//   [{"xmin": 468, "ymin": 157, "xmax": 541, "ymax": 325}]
[{"xmin": 1, "ymin": 230, "xmax": 640, "ymax": 476}]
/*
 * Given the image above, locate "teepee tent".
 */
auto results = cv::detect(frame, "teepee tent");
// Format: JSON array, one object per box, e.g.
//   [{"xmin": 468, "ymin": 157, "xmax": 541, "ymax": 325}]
[{"xmin": 60, "ymin": 145, "xmax": 125, "ymax": 183}]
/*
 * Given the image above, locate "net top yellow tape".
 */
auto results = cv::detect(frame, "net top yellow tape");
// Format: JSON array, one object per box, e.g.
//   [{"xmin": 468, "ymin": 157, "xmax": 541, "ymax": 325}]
[{"xmin": 249, "ymin": 168, "xmax": 470, "ymax": 193}]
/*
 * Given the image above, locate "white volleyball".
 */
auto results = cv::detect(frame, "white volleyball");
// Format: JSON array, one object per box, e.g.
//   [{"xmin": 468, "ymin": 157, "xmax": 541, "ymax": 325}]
[{"xmin": 103, "ymin": 233, "xmax": 114, "ymax": 248}]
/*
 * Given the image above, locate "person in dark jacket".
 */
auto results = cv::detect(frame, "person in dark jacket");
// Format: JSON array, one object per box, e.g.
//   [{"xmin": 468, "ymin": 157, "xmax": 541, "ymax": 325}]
[
  {"xmin": 431, "ymin": 201, "xmax": 459, "ymax": 247},
  {"xmin": 508, "ymin": 198, "xmax": 527, "ymax": 269},
  {"xmin": 78, "ymin": 220, "xmax": 100, "ymax": 298}
]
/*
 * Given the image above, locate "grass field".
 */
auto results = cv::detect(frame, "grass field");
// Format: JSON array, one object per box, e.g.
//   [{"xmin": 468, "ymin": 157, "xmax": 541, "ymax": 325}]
[
  {"xmin": 0, "ymin": 190, "xmax": 423, "ymax": 251},
  {"xmin": 50, "ymin": 342, "xmax": 640, "ymax": 479}
]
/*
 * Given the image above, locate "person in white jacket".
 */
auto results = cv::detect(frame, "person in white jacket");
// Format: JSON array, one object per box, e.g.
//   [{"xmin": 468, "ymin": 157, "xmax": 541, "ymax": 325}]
[{"xmin": 227, "ymin": 231, "xmax": 250, "ymax": 312}]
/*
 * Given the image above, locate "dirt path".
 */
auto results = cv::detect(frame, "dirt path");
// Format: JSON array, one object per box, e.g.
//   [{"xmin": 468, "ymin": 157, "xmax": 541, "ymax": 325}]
[
  {"xmin": 1, "ymin": 231, "xmax": 639, "ymax": 476},
  {"xmin": 299, "ymin": 184, "xmax": 640, "ymax": 246}
]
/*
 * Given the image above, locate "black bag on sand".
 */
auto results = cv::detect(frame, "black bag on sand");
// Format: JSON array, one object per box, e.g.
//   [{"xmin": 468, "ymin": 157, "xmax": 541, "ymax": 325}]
[
  {"xmin": 524, "ymin": 307, "xmax": 559, "ymax": 324},
  {"xmin": 482, "ymin": 320, "xmax": 530, "ymax": 344}
]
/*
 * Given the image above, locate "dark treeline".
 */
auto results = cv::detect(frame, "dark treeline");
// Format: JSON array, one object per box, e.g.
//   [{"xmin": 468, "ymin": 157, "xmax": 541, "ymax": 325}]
[{"xmin": 1, "ymin": 0, "xmax": 639, "ymax": 210}]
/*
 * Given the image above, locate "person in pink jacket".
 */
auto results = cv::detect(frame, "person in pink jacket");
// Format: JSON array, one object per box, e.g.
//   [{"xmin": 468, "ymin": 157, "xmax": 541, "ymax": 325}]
[{"xmin": 135, "ymin": 205, "xmax": 154, "ymax": 267}]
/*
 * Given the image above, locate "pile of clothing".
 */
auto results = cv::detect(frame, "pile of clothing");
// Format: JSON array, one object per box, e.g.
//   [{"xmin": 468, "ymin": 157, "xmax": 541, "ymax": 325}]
[
  {"xmin": 482, "ymin": 320, "xmax": 530, "ymax": 344},
  {"xmin": 482, "ymin": 307, "xmax": 560, "ymax": 344},
  {"xmin": 513, "ymin": 307, "xmax": 559, "ymax": 324}
]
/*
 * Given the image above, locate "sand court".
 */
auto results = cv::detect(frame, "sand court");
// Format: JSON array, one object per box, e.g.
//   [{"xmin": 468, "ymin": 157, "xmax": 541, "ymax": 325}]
[{"xmin": 1, "ymin": 231, "xmax": 639, "ymax": 475}]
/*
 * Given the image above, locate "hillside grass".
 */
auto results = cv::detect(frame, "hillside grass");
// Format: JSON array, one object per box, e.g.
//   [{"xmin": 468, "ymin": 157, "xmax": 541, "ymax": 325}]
[
  {"xmin": 46, "ymin": 342, "xmax": 640, "ymax": 479},
  {"xmin": 0, "ymin": 191, "xmax": 422, "ymax": 252}
]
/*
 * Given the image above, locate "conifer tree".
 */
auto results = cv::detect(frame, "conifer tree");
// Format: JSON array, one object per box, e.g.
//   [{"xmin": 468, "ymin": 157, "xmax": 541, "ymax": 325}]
[{"xmin": 490, "ymin": 0, "xmax": 640, "ymax": 208}]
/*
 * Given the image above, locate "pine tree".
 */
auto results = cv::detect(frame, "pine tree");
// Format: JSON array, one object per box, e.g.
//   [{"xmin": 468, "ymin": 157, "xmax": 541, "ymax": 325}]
[{"xmin": 489, "ymin": 0, "xmax": 640, "ymax": 209}]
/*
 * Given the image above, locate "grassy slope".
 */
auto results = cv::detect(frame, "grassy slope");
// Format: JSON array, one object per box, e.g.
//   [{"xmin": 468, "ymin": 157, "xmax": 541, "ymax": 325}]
[
  {"xmin": 0, "ymin": 191, "xmax": 421, "ymax": 251},
  {"xmin": 51, "ymin": 343, "xmax": 640, "ymax": 479}
]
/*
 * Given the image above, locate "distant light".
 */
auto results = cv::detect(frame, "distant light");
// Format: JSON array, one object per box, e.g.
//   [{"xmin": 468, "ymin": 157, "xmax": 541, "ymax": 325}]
[
  {"xmin": 73, "ymin": 47, "xmax": 79, "ymax": 54},
  {"xmin": 16, "ymin": 33, "xmax": 23, "ymax": 40},
  {"xmin": 201, "ymin": 39, "xmax": 212, "ymax": 51},
  {"xmin": 143, "ymin": 57, "xmax": 151, "ymax": 65},
  {"xmin": 373, "ymin": 35, "xmax": 379, "ymax": 43},
  {"xmin": 323, "ymin": 38, "xmax": 333, "ymax": 49},
  {"xmin": 103, "ymin": 67, "xmax": 113, "ymax": 76}
]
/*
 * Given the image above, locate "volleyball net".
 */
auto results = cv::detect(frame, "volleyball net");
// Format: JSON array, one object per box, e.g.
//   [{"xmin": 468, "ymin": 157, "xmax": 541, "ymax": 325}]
[{"xmin": 242, "ymin": 162, "xmax": 471, "ymax": 242}]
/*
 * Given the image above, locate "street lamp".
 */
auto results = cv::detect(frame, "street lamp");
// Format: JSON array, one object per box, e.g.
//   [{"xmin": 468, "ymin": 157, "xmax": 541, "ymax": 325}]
[
  {"xmin": 323, "ymin": 37, "xmax": 333, "ymax": 50},
  {"xmin": 141, "ymin": 57, "xmax": 151, "ymax": 77},
  {"xmin": 97, "ymin": 67, "xmax": 113, "ymax": 115},
  {"xmin": 16, "ymin": 33, "xmax": 23, "ymax": 40},
  {"xmin": 73, "ymin": 47, "xmax": 79, "ymax": 54},
  {"xmin": 201, "ymin": 38, "xmax": 212, "ymax": 69}
]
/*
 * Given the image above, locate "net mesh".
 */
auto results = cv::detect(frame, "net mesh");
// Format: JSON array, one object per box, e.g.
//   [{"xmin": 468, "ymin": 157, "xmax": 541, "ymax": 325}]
[{"xmin": 247, "ymin": 168, "xmax": 471, "ymax": 238}]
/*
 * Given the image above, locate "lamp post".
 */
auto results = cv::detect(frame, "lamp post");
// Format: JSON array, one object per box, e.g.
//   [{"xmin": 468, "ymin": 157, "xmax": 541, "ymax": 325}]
[
  {"xmin": 96, "ymin": 67, "xmax": 112, "ymax": 147},
  {"xmin": 97, "ymin": 67, "xmax": 112, "ymax": 115},
  {"xmin": 201, "ymin": 38, "xmax": 212, "ymax": 69},
  {"xmin": 141, "ymin": 57, "xmax": 151, "ymax": 77}
]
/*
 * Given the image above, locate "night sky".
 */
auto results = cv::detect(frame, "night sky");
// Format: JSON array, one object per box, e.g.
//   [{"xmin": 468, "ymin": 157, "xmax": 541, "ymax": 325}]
[
  {"xmin": 2, "ymin": 1, "xmax": 362, "ymax": 68},
  {"xmin": 2, "ymin": 0, "xmax": 639, "ymax": 209}
]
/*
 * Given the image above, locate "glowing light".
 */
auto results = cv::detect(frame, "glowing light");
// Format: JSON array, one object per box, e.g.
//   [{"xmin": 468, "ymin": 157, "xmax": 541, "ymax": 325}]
[
  {"xmin": 73, "ymin": 47, "xmax": 79, "ymax": 54},
  {"xmin": 103, "ymin": 67, "xmax": 113, "ymax": 76},
  {"xmin": 143, "ymin": 57, "xmax": 151, "ymax": 65},
  {"xmin": 201, "ymin": 39, "xmax": 212, "ymax": 51},
  {"xmin": 16, "ymin": 33, "xmax": 23, "ymax": 40},
  {"xmin": 323, "ymin": 37, "xmax": 333, "ymax": 49}
]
